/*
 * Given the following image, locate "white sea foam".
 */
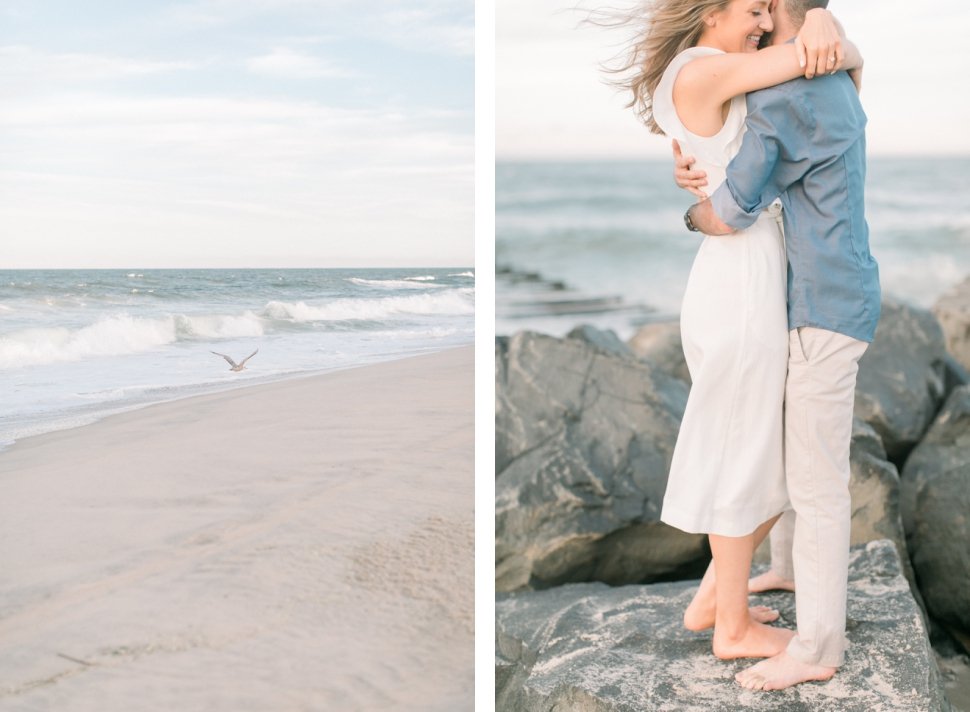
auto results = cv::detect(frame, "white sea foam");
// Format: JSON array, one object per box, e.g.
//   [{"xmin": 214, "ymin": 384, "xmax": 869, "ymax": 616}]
[
  {"xmin": 174, "ymin": 312, "xmax": 265, "ymax": 339},
  {"xmin": 347, "ymin": 277, "xmax": 445, "ymax": 290},
  {"xmin": 0, "ymin": 315, "xmax": 178, "ymax": 369},
  {"xmin": 262, "ymin": 289, "xmax": 474, "ymax": 323},
  {"xmin": 0, "ymin": 311, "xmax": 271, "ymax": 369},
  {"xmin": 449, "ymin": 271, "xmax": 475, "ymax": 278},
  {"xmin": 404, "ymin": 275, "xmax": 436, "ymax": 281}
]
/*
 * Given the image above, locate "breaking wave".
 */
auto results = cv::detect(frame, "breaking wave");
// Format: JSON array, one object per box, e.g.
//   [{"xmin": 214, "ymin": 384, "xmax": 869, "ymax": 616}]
[
  {"xmin": 0, "ymin": 315, "xmax": 179, "ymax": 369},
  {"xmin": 262, "ymin": 289, "xmax": 474, "ymax": 323},
  {"xmin": 1, "ymin": 288, "xmax": 474, "ymax": 369},
  {"xmin": 0, "ymin": 313, "xmax": 269, "ymax": 369}
]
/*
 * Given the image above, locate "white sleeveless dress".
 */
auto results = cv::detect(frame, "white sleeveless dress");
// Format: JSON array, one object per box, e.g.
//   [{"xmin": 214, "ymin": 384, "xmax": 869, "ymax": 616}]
[{"xmin": 656, "ymin": 47, "xmax": 790, "ymax": 537}]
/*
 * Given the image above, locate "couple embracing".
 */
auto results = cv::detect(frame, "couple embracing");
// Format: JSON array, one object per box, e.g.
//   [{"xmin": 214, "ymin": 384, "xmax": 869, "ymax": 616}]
[{"xmin": 620, "ymin": 0, "xmax": 881, "ymax": 692}]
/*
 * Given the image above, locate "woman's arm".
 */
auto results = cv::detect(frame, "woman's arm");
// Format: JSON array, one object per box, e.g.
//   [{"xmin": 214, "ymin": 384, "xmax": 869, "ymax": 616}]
[
  {"xmin": 848, "ymin": 65, "xmax": 864, "ymax": 93},
  {"xmin": 795, "ymin": 7, "xmax": 845, "ymax": 78},
  {"xmin": 674, "ymin": 10, "xmax": 862, "ymax": 117}
]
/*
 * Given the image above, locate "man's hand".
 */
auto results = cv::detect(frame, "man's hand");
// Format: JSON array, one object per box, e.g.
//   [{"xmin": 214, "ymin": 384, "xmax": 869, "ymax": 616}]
[
  {"xmin": 796, "ymin": 8, "xmax": 843, "ymax": 78},
  {"xmin": 687, "ymin": 199, "xmax": 733, "ymax": 236},
  {"xmin": 672, "ymin": 141, "xmax": 708, "ymax": 199}
]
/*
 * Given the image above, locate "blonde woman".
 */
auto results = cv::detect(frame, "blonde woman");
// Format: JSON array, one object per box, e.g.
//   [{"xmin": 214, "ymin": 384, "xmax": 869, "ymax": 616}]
[{"xmin": 614, "ymin": 0, "xmax": 862, "ymax": 661}]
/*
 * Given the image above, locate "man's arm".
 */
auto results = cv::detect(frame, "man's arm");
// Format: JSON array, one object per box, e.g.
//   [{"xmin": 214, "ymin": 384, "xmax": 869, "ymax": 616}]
[
  {"xmin": 706, "ymin": 87, "xmax": 816, "ymax": 232},
  {"xmin": 687, "ymin": 199, "xmax": 732, "ymax": 235}
]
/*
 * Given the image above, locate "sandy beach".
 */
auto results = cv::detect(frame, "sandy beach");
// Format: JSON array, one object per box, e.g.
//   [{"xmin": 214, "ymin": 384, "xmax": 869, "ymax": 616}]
[{"xmin": 0, "ymin": 347, "xmax": 473, "ymax": 711}]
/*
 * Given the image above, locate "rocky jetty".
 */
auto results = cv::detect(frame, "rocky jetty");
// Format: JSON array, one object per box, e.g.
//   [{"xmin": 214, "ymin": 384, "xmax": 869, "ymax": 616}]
[
  {"xmin": 497, "ymin": 291, "xmax": 970, "ymax": 709},
  {"xmin": 497, "ymin": 540, "xmax": 947, "ymax": 711}
]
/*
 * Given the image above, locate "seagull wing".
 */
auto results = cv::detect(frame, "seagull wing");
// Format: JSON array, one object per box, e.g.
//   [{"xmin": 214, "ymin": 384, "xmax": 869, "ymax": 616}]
[
  {"xmin": 211, "ymin": 351, "xmax": 238, "ymax": 368},
  {"xmin": 238, "ymin": 348, "xmax": 259, "ymax": 367}
]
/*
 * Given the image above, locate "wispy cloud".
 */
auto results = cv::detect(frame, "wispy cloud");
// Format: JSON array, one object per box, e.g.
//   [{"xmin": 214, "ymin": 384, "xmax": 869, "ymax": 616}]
[
  {"xmin": 165, "ymin": 0, "xmax": 474, "ymax": 58},
  {"xmin": 246, "ymin": 48, "xmax": 354, "ymax": 79},
  {"xmin": 0, "ymin": 45, "xmax": 196, "ymax": 87},
  {"xmin": 377, "ymin": 8, "xmax": 474, "ymax": 57},
  {"xmin": 0, "ymin": 88, "xmax": 472, "ymax": 265}
]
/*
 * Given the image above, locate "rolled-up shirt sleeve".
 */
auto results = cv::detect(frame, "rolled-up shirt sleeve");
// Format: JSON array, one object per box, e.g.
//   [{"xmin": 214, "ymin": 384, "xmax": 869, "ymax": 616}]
[{"xmin": 711, "ymin": 87, "xmax": 814, "ymax": 230}]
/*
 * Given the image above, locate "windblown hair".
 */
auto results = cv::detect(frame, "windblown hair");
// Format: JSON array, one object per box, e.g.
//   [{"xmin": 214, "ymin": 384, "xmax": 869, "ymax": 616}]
[
  {"xmin": 602, "ymin": 0, "xmax": 732, "ymax": 135},
  {"xmin": 785, "ymin": 0, "xmax": 828, "ymax": 26}
]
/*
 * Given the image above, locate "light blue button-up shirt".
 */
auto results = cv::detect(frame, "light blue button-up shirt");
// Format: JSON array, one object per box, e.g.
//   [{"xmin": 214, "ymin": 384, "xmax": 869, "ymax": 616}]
[{"xmin": 710, "ymin": 70, "xmax": 881, "ymax": 343}]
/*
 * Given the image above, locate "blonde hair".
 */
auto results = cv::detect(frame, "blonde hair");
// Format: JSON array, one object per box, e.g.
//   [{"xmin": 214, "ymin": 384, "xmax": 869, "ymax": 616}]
[{"xmin": 604, "ymin": 0, "xmax": 732, "ymax": 134}]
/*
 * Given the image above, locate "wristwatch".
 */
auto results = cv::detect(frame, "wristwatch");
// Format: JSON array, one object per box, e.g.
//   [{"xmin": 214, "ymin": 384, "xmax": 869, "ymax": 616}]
[{"xmin": 683, "ymin": 205, "xmax": 700, "ymax": 232}]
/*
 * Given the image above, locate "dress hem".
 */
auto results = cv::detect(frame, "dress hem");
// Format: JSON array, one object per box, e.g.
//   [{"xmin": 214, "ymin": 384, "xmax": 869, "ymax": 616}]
[{"xmin": 660, "ymin": 499, "xmax": 791, "ymax": 538}]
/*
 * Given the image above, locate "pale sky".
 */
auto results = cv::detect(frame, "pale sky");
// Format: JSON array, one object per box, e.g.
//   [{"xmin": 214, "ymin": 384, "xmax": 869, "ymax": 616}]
[
  {"xmin": 497, "ymin": 0, "xmax": 970, "ymax": 159},
  {"xmin": 0, "ymin": 0, "xmax": 473, "ymax": 268}
]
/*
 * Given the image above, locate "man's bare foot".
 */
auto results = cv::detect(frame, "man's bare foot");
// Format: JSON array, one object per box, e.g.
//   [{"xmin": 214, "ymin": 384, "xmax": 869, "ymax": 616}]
[
  {"xmin": 712, "ymin": 621, "xmax": 795, "ymax": 660},
  {"xmin": 684, "ymin": 600, "xmax": 779, "ymax": 632},
  {"xmin": 748, "ymin": 570, "xmax": 795, "ymax": 594},
  {"xmin": 735, "ymin": 651, "xmax": 836, "ymax": 690}
]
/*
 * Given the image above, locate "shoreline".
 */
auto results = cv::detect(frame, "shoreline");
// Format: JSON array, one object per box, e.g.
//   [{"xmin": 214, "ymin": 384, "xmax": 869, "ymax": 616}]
[
  {"xmin": 0, "ymin": 346, "xmax": 474, "ymax": 710},
  {"xmin": 0, "ymin": 341, "xmax": 472, "ymax": 453}
]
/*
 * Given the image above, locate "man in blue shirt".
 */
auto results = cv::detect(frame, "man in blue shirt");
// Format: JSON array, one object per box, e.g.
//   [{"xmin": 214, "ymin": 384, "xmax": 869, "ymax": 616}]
[{"xmin": 683, "ymin": 0, "xmax": 881, "ymax": 693}]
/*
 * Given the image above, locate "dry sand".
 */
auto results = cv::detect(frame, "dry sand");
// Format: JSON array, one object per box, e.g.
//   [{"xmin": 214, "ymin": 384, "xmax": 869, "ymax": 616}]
[{"xmin": 0, "ymin": 347, "xmax": 473, "ymax": 711}]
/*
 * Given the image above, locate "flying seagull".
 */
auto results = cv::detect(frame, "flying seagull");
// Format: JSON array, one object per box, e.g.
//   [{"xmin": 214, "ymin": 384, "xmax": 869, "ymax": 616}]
[{"xmin": 211, "ymin": 348, "xmax": 259, "ymax": 372}]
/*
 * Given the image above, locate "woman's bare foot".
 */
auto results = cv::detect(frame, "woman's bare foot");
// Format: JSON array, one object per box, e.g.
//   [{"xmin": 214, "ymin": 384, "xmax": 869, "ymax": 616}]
[
  {"xmin": 684, "ymin": 569, "xmax": 779, "ymax": 631},
  {"xmin": 684, "ymin": 597, "xmax": 779, "ymax": 632},
  {"xmin": 748, "ymin": 570, "xmax": 795, "ymax": 594},
  {"xmin": 712, "ymin": 621, "xmax": 795, "ymax": 660},
  {"xmin": 735, "ymin": 651, "xmax": 836, "ymax": 689}
]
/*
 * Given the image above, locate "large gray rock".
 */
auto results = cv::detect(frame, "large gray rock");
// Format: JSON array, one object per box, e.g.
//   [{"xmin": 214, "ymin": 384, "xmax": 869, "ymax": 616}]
[
  {"xmin": 496, "ymin": 331, "xmax": 704, "ymax": 592},
  {"xmin": 567, "ymin": 325, "xmax": 633, "ymax": 359},
  {"xmin": 933, "ymin": 277, "xmax": 970, "ymax": 373},
  {"xmin": 497, "ymin": 540, "xmax": 949, "ymax": 712},
  {"xmin": 627, "ymin": 320, "xmax": 691, "ymax": 384},
  {"xmin": 855, "ymin": 300, "xmax": 948, "ymax": 462},
  {"xmin": 901, "ymin": 385, "xmax": 970, "ymax": 642}
]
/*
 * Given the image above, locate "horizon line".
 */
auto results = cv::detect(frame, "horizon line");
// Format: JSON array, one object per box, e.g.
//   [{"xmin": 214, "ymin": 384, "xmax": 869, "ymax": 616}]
[{"xmin": 0, "ymin": 265, "xmax": 476, "ymax": 271}]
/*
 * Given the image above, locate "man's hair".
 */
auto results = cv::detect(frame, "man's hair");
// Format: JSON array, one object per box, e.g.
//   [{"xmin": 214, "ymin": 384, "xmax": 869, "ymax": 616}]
[{"xmin": 786, "ymin": 0, "xmax": 829, "ymax": 27}]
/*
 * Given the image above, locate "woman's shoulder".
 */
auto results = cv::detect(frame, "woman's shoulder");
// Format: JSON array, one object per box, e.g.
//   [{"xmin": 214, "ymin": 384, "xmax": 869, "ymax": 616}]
[
  {"xmin": 672, "ymin": 46, "xmax": 725, "ymax": 62},
  {"xmin": 657, "ymin": 47, "xmax": 727, "ymax": 96},
  {"xmin": 653, "ymin": 46, "xmax": 727, "ymax": 139},
  {"xmin": 669, "ymin": 46, "xmax": 736, "ymax": 91}
]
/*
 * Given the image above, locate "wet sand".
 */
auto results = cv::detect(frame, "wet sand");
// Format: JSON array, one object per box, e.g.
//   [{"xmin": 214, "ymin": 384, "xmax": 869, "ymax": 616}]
[{"xmin": 0, "ymin": 347, "xmax": 473, "ymax": 711}]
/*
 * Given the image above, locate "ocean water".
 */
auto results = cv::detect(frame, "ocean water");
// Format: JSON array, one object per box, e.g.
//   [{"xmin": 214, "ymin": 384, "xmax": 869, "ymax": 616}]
[
  {"xmin": 496, "ymin": 158, "xmax": 970, "ymax": 337},
  {"xmin": 0, "ymin": 268, "xmax": 474, "ymax": 449}
]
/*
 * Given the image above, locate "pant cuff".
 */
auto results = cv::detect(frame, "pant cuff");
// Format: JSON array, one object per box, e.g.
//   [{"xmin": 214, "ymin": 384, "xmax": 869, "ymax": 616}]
[{"xmin": 786, "ymin": 638, "xmax": 845, "ymax": 668}]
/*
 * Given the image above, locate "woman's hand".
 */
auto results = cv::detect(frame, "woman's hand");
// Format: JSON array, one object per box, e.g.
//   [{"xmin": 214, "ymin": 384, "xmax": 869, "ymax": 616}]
[
  {"xmin": 795, "ymin": 8, "xmax": 843, "ymax": 79},
  {"xmin": 672, "ymin": 141, "xmax": 708, "ymax": 199}
]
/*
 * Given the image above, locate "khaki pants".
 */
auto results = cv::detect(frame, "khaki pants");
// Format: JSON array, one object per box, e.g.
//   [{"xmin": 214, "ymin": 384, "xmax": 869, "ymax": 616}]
[{"xmin": 779, "ymin": 326, "xmax": 868, "ymax": 667}]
